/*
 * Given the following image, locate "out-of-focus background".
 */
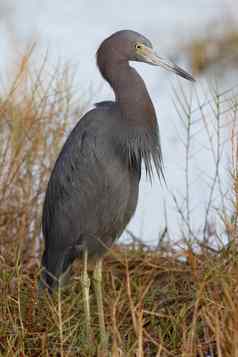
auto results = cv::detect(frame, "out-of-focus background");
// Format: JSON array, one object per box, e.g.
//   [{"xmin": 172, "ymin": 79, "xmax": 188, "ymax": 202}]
[{"xmin": 0, "ymin": 0, "xmax": 238, "ymax": 247}]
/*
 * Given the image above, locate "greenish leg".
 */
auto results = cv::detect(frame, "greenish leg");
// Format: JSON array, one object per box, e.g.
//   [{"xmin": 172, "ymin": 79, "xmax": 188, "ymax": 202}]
[
  {"xmin": 93, "ymin": 259, "xmax": 108, "ymax": 349},
  {"xmin": 80, "ymin": 250, "xmax": 92, "ymax": 341}
]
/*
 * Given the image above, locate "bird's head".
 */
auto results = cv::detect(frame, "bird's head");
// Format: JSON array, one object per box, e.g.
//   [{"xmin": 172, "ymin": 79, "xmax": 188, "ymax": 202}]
[{"xmin": 97, "ymin": 30, "xmax": 195, "ymax": 82}]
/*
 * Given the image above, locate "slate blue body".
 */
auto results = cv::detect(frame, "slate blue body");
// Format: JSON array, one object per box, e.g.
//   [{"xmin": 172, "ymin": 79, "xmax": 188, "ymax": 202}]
[{"xmin": 41, "ymin": 30, "xmax": 164, "ymax": 289}]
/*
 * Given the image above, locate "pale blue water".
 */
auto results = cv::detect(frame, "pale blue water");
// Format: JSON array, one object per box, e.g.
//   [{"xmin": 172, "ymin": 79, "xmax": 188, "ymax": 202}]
[{"xmin": 0, "ymin": 0, "xmax": 237, "ymax": 244}]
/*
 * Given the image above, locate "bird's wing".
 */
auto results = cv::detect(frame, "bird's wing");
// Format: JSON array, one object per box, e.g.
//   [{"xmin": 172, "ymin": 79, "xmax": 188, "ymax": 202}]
[{"xmin": 42, "ymin": 105, "xmax": 120, "ymax": 245}]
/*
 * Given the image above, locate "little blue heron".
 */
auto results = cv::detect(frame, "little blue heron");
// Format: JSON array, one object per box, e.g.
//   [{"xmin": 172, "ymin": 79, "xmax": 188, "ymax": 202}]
[{"xmin": 40, "ymin": 30, "xmax": 195, "ymax": 346}]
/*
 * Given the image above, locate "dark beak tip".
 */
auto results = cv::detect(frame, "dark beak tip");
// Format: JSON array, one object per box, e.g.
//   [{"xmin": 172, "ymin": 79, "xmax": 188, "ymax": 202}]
[
  {"xmin": 188, "ymin": 76, "xmax": 196, "ymax": 83},
  {"xmin": 173, "ymin": 63, "xmax": 195, "ymax": 82},
  {"xmin": 179, "ymin": 73, "xmax": 196, "ymax": 83}
]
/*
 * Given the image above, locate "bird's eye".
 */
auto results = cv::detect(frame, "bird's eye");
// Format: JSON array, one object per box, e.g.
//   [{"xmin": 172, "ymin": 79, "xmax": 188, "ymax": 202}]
[{"xmin": 135, "ymin": 43, "xmax": 142, "ymax": 50}]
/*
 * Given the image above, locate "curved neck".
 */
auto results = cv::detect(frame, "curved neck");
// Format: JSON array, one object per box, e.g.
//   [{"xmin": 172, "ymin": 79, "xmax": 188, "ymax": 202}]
[
  {"xmin": 97, "ymin": 57, "xmax": 163, "ymax": 180},
  {"xmin": 99, "ymin": 60, "xmax": 157, "ymax": 129}
]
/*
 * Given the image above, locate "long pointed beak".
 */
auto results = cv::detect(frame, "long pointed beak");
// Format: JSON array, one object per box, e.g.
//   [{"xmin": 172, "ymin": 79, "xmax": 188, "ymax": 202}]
[{"xmin": 141, "ymin": 46, "xmax": 195, "ymax": 82}]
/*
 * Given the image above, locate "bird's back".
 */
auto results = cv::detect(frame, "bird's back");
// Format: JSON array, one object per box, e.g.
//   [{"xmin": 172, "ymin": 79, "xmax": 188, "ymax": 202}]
[{"xmin": 42, "ymin": 102, "xmax": 140, "ymax": 279}]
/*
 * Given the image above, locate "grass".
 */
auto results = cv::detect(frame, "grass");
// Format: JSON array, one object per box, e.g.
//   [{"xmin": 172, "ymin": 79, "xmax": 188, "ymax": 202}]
[
  {"xmin": 0, "ymin": 50, "xmax": 238, "ymax": 356},
  {"xmin": 1, "ymin": 245, "xmax": 238, "ymax": 356}
]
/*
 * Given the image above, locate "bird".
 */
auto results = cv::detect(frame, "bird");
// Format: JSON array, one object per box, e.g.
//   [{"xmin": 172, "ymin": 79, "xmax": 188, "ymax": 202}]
[{"xmin": 40, "ymin": 29, "xmax": 195, "ymax": 347}]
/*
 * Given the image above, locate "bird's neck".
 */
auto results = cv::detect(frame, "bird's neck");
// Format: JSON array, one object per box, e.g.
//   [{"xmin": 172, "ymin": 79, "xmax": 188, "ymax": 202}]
[
  {"xmin": 120, "ymin": 66, "xmax": 157, "ymax": 129},
  {"xmin": 101, "ymin": 61, "xmax": 157, "ymax": 129},
  {"xmin": 98, "ymin": 61, "xmax": 163, "ymax": 180}
]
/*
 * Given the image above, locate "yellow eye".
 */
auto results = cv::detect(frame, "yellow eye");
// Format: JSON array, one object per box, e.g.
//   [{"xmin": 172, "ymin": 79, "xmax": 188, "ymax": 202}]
[{"xmin": 135, "ymin": 43, "xmax": 142, "ymax": 50}]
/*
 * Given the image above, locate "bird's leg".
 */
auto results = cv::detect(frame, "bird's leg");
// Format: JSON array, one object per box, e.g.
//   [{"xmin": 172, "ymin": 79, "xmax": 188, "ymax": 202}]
[
  {"xmin": 80, "ymin": 250, "xmax": 92, "ymax": 341},
  {"xmin": 93, "ymin": 259, "xmax": 108, "ymax": 349}
]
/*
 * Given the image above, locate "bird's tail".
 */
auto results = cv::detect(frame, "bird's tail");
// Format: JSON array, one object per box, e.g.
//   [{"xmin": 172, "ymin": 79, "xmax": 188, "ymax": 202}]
[{"xmin": 38, "ymin": 249, "xmax": 72, "ymax": 293}]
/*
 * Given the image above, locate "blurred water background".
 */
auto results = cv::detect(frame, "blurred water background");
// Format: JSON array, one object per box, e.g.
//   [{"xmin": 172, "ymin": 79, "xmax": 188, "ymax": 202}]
[{"xmin": 0, "ymin": 0, "xmax": 238, "ymax": 244}]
